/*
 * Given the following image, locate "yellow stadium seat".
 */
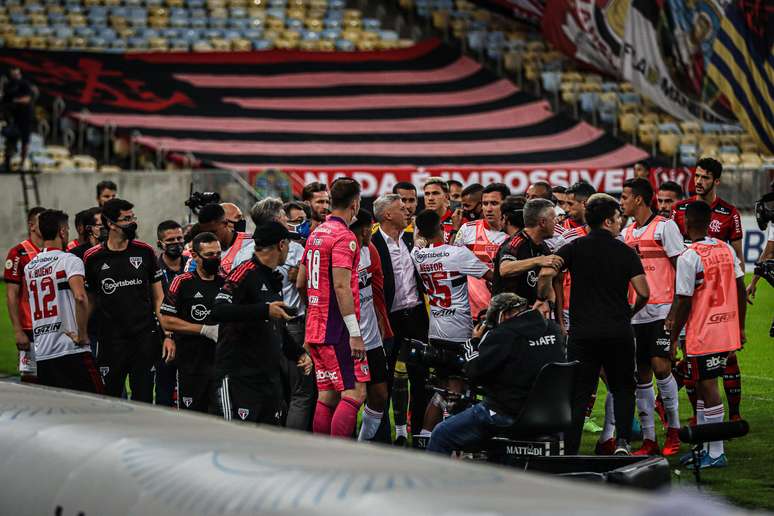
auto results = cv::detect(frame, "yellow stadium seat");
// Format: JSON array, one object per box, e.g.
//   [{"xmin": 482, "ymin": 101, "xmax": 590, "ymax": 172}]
[
  {"xmin": 619, "ymin": 113, "xmax": 639, "ymax": 135},
  {"xmin": 45, "ymin": 146, "xmax": 71, "ymax": 161},
  {"xmin": 232, "ymin": 38, "xmax": 251, "ymax": 51},
  {"xmin": 207, "ymin": 0, "xmax": 226, "ymax": 8},
  {"xmin": 7, "ymin": 36, "xmax": 28, "ymax": 48},
  {"xmin": 638, "ymin": 123, "xmax": 657, "ymax": 147},
  {"xmin": 641, "ymin": 112, "xmax": 660, "ymax": 124},
  {"xmin": 68, "ymin": 14, "xmax": 87, "ymax": 27},
  {"xmin": 341, "ymin": 29, "xmax": 360, "ymax": 42},
  {"xmin": 305, "ymin": 18, "xmax": 322, "ymax": 30},
  {"xmin": 503, "ymin": 51, "xmax": 522, "ymax": 73},
  {"xmin": 149, "ymin": 37, "xmax": 169, "ymax": 50},
  {"xmin": 281, "ymin": 29, "xmax": 300, "ymax": 40},
  {"xmin": 166, "ymin": 0, "xmax": 184, "ymax": 6},
  {"xmin": 318, "ymin": 39, "xmax": 335, "ymax": 51},
  {"xmin": 525, "ymin": 64, "xmax": 539, "ymax": 82},
  {"xmin": 658, "ymin": 133, "xmax": 681, "ymax": 157},
  {"xmin": 193, "ymin": 40, "xmax": 213, "ymax": 51},
  {"xmin": 307, "ymin": 9, "xmax": 325, "ymax": 19},
  {"xmin": 740, "ymin": 153, "xmax": 763, "ymax": 168},
  {"xmin": 432, "ymin": 9, "xmax": 449, "ymax": 30},
  {"xmin": 699, "ymin": 134, "xmax": 719, "ymax": 148},
  {"xmin": 343, "ymin": 18, "xmax": 362, "ymax": 29},
  {"xmin": 30, "ymin": 14, "xmax": 47, "ymax": 26},
  {"xmin": 48, "ymin": 37, "xmax": 67, "ymax": 49},
  {"xmin": 104, "ymin": 0, "xmax": 120, "ymax": 6},
  {"xmin": 680, "ymin": 134, "xmax": 698, "ymax": 146},
  {"xmin": 343, "ymin": 9, "xmax": 362, "ymax": 20},
  {"xmin": 561, "ymin": 72, "xmax": 583, "ymax": 83},
  {"xmin": 619, "ymin": 82, "xmax": 634, "ymax": 92},
  {"xmin": 680, "ymin": 121, "xmax": 700, "ymax": 135},
  {"xmin": 584, "ymin": 74, "xmax": 603, "ymax": 84},
  {"xmin": 526, "ymin": 41, "xmax": 545, "ymax": 53},
  {"xmin": 72, "ymin": 155, "xmax": 98, "ymax": 172},
  {"xmin": 210, "ymin": 37, "xmax": 231, "ymax": 50},
  {"xmin": 287, "ymin": 8, "xmax": 305, "ymax": 19},
  {"xmin": 149, "ymin": 16, "xmax": 169, "ymax": 28},
  {"xmin": 719, "ymin": 133, "xmax": 740, "ymax": 145},
  {"xmin": 579, "ymin": 83, "xmax": 601, "ymax": 93},
  {"xmin": 719, "ymin": 152, "xmax": 740, "ymax": 167},
  {"xmin": 28, "ymin": 36, "xmax": 46, "ymax": 49},
  {"xmin": 84, "ymin": 0, "xmax": 101, "ymax": 6},
  {"xmin": 299, "ymin": 39, "xmax": 319, "ymax": 51},
  {"xmin": 99, "ymin": 165, "xmax": 122, "ymax": 173},
  {"xmin": 274, "ymin": 37, "xmax": 298, "ymax": 49},
  {"xmin": 357, "ymin": 39, "xmax": 375, "ymax": 51},
  {"xmin": 266, "ymin": 17, "xmax": 284, "ymax": 30},
  {"xmin": 378, "ymin": 38, "xmax": 399, "ymax": 50},
  {"xmin": 397, "ymin": 39, "xmax": 414, "ymax": 48}
]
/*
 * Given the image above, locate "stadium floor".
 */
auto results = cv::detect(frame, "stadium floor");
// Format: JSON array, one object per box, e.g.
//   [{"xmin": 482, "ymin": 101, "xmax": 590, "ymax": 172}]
[{"xmin": 1, "ymin": 280, "xmax": 771, "ymax": 510}]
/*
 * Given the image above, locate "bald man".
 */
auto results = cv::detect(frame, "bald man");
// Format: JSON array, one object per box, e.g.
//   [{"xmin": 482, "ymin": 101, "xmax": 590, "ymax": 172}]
[{"xmin": 221, "ymin": 203, "xmax": 246, "ymax": 233}]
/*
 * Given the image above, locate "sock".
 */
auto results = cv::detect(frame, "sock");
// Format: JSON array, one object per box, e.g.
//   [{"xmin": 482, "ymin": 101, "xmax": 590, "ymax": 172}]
[
  {"xmin": 656, "ymin": 374, "xmax": 680, "ymax": 429},
  {"xmin": 696, "ymin": 400, "xmax": 705, "ymax": 426},
  {"xmin": 313, "ymin": 400, "xmax": 334, "ymax": 435},
  {"xmin": 703, "ymin": 403, "xmax": 725, "ymax": 458},
  {"xmin": 601, "ymin": 392, "xmax": 616, "ymax": 442},
  {"xmin": 419, "ymin": 429, "xmax": 432, "ymax": 437},
  {"xmin": 636, "ymin": 382, "xmax": 656, "ymax": 441},
  {"xmin": 358, "ymin": 404, "xmax": 383, "ymax": 441},
  {"xmin": 395, "ymin": 424, "xmax": 408, "ymax": 438},
  {"xmin": 585, "ymin": 384, "xmax": 598, "ymax": 419},
  {"xmin": 723, "ymin": 353, "xmax": 742, "ymax": 419},
  {"xmin": 392, "ymin": 363, "xmax": 409, "ymax": 436},
  {"xmin": 331, "ymin": 396, "xmax": 362, "ymax": 438}
]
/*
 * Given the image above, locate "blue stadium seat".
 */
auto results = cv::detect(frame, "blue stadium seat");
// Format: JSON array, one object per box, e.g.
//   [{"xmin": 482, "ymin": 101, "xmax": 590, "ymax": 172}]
[
  {"xmin": 330, "ymin": 0, "xmax": 345, "ymax": 8},
  {"xmin": 209, "ymin": 16, "xmax": 228, "ymax": 28},
  {"xmin": 466, "ymin": 30, "xmax": 485, "ymax": 52},
  {"xmin": 658, "ymin": 123, "xmax": 680, "ymax": 134},
  {"xmin": 180, "ymin": 28, "xmax": 201, "ymax": 40},
  {"xmin": 190, "ymin": 18, "xmax": 206, "ymax": 28},
  {"xmin": 186, "ymin": 0, "xmax": 205, "ymax": 7},
  {"xmin": 302, "ymin": 30, "xmax": 320, "ymax": 40},
  {"xmin": 48, "ymin": 12, "xmax": 66, "ymax": 23},
  {"xmin": 241, "ymin": 28, "xmax": 262, "ymax": 39},
  {"xmin": 55, "ymin": 26, "xmax": 74, "ymax": 39},
  {"xmin": 171, "ymin": 38, "xmax": 189, "ymax": 50},
  {"xmin": 702, "ymin": 122, "xmax": 722, "ymax": 133},
  {"xmin": 223, "ymin": 29, "xmax": 241, "ymax": 39},
  {"xmin": 336, "ymin": 38, "xmax": 355, "ymax": 51},
  {"xmin": 324, "ymin": 18, "xmax": 341, "ymax": 29},
  {"xmin": 229, "ymin": 7, "xmax": 247, "ymax": 17},
  {"xmin": 162, "ymin": 28, "xmax": 180, "ymax": 38},
  {"xmin": 35, "ymin": 26, "xmax": 54, "ymax": 37},
  {"xmin": 128, "ymin": 36, "xmax": 148, "ymax": 49},
  {"xmin": 228, "ymin": 18, "xmax": 249, "ymax": 28},
  {"xmin": 111, "ymin": 39, "xmax": 127, "ymax": 50},
  {"xmin": 321, "ymin": 28, "xmax": 340, "ymax": 40},
  {"xmin": 252, "ymin": 38, "xmax": 273, "ymax": 50},
  {"xmin": 287, "ymin": 18, "xmax": 303, "ymax": 29},
  {"xmin": 719, "ymin": 145, "xmax": 739, "ymax": 154},
  {"xmin": 74, "ymin": 27, "xmax": 95, "ymax": 38},
  {"xmin": 266, "ymin": 8, "xmax": 286, "ymax": 20},
  {"xmin": 16, "ymin": 26, "xmax": 35, "ymax": 38},
  {"xmin": 618, "ymin": 92, "xmax": 641, "ymax": 104},
  {"xmin": 362, "ymin": 17, "xmax": 381, "ymax": 31},
  {"xmin": 204, "ymin": 28, "xmax": 222, "ymax": 38},
  {"xmin": 601, "ymin": 82, "xmax": 619, "ymax": 92},
  {"xmin": 541, "ymin": 72, "xmax": 561, "ymax": 93},
  {"xmin": 379, "ymin": 30, "xmax": 398, "ymax": 41},
  {"xmin": 99, "ymin": 27, "xmax": 117, "ymax": 40},
  {"xmin": 171, "ymin": 16, "xmax": 190, "ymax": 28},
  {"xmin": 10, "ymin": 13, "xmax": 29, "ymax": 24},
  {"xmin": 579, "ymin": 92, "xmax": 599, "ymax": 115},
  {"xmin": 142, "ymin": 28, "xmax": 160, "ymax": 39},
  {"xmin": 89, "ymin": 36, "xmax": 108, "ymax": 48}
]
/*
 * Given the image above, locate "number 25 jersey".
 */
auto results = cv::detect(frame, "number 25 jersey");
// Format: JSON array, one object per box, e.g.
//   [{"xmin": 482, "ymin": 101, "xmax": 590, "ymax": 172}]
[
  {"xmin": 411, "ymin": 243, "xmax": 489, "ymax": 342},
  {"xmin": 24, "ymin": 249, "xmax": 86, "ymax": 361},
  {"xmin": 302, "ymin": 216, "xmax": 360, "ymax": 345}
]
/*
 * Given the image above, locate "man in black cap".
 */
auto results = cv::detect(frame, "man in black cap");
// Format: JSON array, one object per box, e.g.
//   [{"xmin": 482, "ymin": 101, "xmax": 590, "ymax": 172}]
[{"xmin": 211, "ymin": 222, "xmax": 312, "ymax": 425}]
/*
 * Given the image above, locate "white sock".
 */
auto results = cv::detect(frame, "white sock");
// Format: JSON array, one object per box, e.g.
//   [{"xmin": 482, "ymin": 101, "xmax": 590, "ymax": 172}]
[
  {"xmin": 395, "ymin": 424, "xmax": 408, "ymax": 438},
  {"xmin": 696, "ymin": 400, "xmax": 705, "ymax": 425},
  {"xmin": 703, "ymin": 403, "xmax": 725, "ymax": 458},
  {"xmin": 656, "ymin": 374, "xmax": 680, "ymax": 429},
  {"xmin": 601, "ymin": 392, "xmax": 616, "ymax": 442},
  {"xmin": 636, "ymin": 382, "xmax": 656, "ymax": 441},
  {"xmin": 358, "ymin": 405, "xmax": 383, "ymax": 441},
  {"xmin": 419, "ymin": 429, "xmax": 432, "ymax": 437}
]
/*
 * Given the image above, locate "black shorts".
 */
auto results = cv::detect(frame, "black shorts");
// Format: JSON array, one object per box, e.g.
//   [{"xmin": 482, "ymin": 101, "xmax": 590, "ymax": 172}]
[
  {"xmin": 36, "ymin": 352, "xmax": 105, "ymax": 394},
  {"xmin": 214, "ymin": 375, "xmax": 283, "ymax": 425},
  {"xmin": 366, "ymin": 346, "xmax": 387, "ymax": 385},
  {"xmin": 177, "ymin": 371, "xmax": 214, "ymax": 413},
  {"xmin": 686, "ymin": 352, "xmax": 729, "ymax": 381},
  {"xmin": 633, "ymin": 320, "xmax": 671, "ymax": 363}
]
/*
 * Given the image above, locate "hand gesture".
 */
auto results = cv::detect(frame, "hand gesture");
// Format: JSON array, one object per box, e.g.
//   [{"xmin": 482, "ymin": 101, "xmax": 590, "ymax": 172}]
[
  {"xmin": 162, "ymin": 338, "xmax": 176, "ymax": 364},
  {"xmin": 268, "ymin": 301, "xmax": 292, "ymax": 320},
  {"xmin": 297, "ymin": 352, "xmax": 313, "ymax": 375}
]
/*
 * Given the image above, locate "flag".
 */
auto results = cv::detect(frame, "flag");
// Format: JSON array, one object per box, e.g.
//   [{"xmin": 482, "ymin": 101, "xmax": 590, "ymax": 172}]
[
  {"xmin": 707, "ymin": 1, "xmax": 774, "ymax": 153},
  {"xmin": 0, "ymin": 40, "xmax": 646, "ymax": 169}
]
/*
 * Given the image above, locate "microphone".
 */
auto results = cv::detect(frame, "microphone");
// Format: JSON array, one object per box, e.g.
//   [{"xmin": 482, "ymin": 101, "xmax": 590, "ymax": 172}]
[{"xmin": 678, "ymin": 420, "xmax": 749, "ymax": 444}]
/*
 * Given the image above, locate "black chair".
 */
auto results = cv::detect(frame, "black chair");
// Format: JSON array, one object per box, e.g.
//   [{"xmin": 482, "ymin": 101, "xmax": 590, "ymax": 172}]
[{"xmin": 486, "ymin": 361, "xmax": 579, "ymax": 460}]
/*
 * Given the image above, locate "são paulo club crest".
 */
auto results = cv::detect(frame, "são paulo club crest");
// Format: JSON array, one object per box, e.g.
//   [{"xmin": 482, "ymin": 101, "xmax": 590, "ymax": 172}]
[
  {"xmin": 238, "ymin": 408, "xmax": 250, "ymax": 420},
  {"xmin": 130, "ymin": 256, "xmax": 143, "ymax": 269},
  {"xmin": 182, "ymin": 397, "xmax": 193, "ymax": 407}
]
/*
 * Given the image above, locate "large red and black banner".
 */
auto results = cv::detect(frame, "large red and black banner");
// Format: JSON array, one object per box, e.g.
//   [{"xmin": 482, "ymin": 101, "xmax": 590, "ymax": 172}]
[{"xmin": 0, "ymin": 39, "xmax": 646, "ymax": 172}]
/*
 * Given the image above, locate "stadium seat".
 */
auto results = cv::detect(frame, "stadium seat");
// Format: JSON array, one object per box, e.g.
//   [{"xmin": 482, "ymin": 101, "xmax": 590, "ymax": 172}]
[
  {"xmin": 72, "ymin": 154, "xmax": 98, "ymax": 172},
  {"xmin": 638, "ymin": 123, "xmax": 657, "ymax": 147},
  {"xmin": 658, "ymin": 133, "xmax": 680, "ymax": 157}
]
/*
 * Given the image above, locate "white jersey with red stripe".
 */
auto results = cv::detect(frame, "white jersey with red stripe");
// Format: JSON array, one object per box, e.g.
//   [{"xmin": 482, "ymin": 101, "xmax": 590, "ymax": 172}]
[
  {"xmin": 23, "ymin": 249, "xmax": 87, "ymax": 361},
  {"xmin": 411, "ymin": 243, "xmax": 489, "ymax": 342},
  {"xmin": 358, "ymin": 246, "xmax": 381, "ymax": 351}
]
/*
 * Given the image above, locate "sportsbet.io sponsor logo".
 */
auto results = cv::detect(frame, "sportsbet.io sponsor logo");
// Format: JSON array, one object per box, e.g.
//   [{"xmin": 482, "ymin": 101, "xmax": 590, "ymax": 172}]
[
  {"xmin": 190, "ymin": 304, "xmax": 210, "ymax": 322},
  {"xmin": 101, "ymin": 277, "xmax": 143, "ymax": 294}
]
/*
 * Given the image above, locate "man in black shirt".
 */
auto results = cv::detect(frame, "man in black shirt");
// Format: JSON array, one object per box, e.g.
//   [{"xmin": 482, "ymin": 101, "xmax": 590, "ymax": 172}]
[
  {"xmin": 84, "ymin": 198, "xmax": 166, "ymax": 402},
  {"xmin": 494, "ymin": 198, "xmax": 562, "ymax": 306},
  {"xmin": 538, "ymin": 193, "xmax": 650, "ymax": 455},
  {"xmin": 428, "ymin": 293, "xmax": 565, "ymax": 455},
  {"xmin": 160, "ymin": 232, "xmax": 223, "ymax": 413},
  {"xmin": 2, "ymin": 66, "xmax": 35, "ymax": 173},
  {"xmin": 69, "ymin": 207, "xmax": 102, "ymax": 260},
  {"xmin": 211, "ymin": 222, "xmax": 311, "ymax": 425}
]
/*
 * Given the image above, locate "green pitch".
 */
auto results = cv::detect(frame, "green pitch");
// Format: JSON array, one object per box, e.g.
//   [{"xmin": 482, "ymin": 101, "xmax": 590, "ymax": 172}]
[{"xmin": 1, "ymin": 279, "xmax": 772, "ymax": 509}]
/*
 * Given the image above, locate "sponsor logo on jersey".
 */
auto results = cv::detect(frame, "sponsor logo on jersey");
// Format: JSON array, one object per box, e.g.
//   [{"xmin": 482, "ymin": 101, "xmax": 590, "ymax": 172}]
[
  {"xmin": 708, "ymin": 311, "xmax": 734, "ymax": 324},
  {"xmin": 529, "ymin": 335, "xmax": 557, "ymax": 347},
  {"xmin": 316, "ymin": 369, "xmax": 339, "ymax": 382},
  {"xmin": 99, "ymin": 366, "xmax": 110, "ymax": 378},
  {"xmin": 705, "ymin": 355, "xmax": 727, "ymax": 369},
  {"xmin": 215, "ymin": 292, "xmax": 232, "ymax": 303},
  {"xmin": 414, "ymin": 250, "xmax": 450, "ymax": 264},
  {"xmin": 308, "ymin": 295, "xmax": 319, "ymax": 305},
  {"xmin": 193, "ymin": 291, "xmax": 204, "ymax": 298},
  {"xmin": 190, "ymin": 304, "xmax": 210, "ymax": 321},
  {"xmin": 713, "ymin": 205, "xmax": 730, "ymax": 216},
  {"xmin": 101, "ymin": 277, "xmax": 143, "ymax": 294},
  {"xmin": 431, "ymin": 308, "xmax": 457, "ymax": 317},
  {"xmin": 33, "ymin": 322, "xmax": 62, "ymax": 337},
  {"xmin": 237, "ymin": 408, "xmax": 250, "ymax": 420},
  {"xmin": 101, "ymin": 263, "xmax": 110, "ymax": 270},
  {"xmin": 527, "ymin": 270, "xmax": 538, "ymax": 287},
  {"xmin": 182, "ymin": 397, "xmax": 193, "ymax": 407},
  {"xmin": 129, "ymin": 256, "xmax": 143, "ymax": 269}
]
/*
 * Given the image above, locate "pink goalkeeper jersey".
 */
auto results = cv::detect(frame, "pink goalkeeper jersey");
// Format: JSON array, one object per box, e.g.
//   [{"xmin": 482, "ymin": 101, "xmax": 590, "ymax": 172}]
[{"xmin": 303, "ymin": 216, "xmax": 361, "ymax": 345}]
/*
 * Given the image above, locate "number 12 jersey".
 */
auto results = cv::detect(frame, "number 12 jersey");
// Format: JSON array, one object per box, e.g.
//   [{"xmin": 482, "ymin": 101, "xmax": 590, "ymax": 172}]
[
  {"xmin": 411, "ymin": 243, "xmax": 489, "ymax": 342},
  {"xmin": 24, "ymin": 249, "xmax": 86, "ymax": 361}
]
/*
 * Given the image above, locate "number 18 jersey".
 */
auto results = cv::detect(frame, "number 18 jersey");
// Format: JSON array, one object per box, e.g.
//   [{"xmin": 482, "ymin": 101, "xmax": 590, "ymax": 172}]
[
  {"xmin": 23, "ymin": 249, "xmax": 86, "ymax": 361},
  {"xmin": 411, "ymin": 243, "xmax": 489, "ymax": 342},
  {"xmin": 302, "ymin": 216, "xmax": 361, "ymax": 345}
]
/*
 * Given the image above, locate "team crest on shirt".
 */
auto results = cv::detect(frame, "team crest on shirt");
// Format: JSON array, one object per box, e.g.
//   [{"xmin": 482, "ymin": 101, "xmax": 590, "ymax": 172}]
[
  {"xmin": 708, "ymin": 220, "xmax": 722, "ymax": 234},
  {"xmin": 349, "ymin": 241, "xmax": 357, "ymax": 252},
  {"xmin": 130, "ymin": 256, "xmax": 143, "ymax": 269},
  {"xmin": 182, "ymin": 397, "xmax": 193, "ymax": 407},
  {"xmin": 238, "ymin": 408, "xmax": 250, "ymax": 420},
  {"xmin": 99, "ymin": 366, "xmax": 110, "ymax": 378},
  {"xmin": 4, "ymin": 259, "xmax": 12, "ymax": 270},
  {"xmin": 527, "ymin": 270, "xmax": 538, "ymax": 287}
]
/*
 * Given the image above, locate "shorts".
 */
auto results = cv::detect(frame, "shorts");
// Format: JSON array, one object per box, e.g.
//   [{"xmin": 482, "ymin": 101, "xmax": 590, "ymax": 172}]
[
  {"xmin": 366, "ymin": 346, "xmax": 387, "ymax": 385},
  {"xmin": 686, "ymin": 352, "xmax": 729, "ymax": 381},
  {"xmin": 36, "ymin": 352, "xmax": 104, "ymax": 394},
  {"xmin": 633, "ymin": 320, "xmax": 671, "ymax": 363},
  {"xmin": 214, "ymin": 375, "xmax": 283, "ymax": 425},
  {"xmin": 309, "ymin": 339, "xmax": 370, "ymax": 392},
  {"xmin": 177, "ymin": 371, "xmax": 213, "ymax": 413}
]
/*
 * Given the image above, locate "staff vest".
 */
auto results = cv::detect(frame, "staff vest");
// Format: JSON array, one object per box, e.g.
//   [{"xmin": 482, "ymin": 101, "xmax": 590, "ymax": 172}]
[
  {"xmin": 685, "ymin": 240, "xmax": 741, "ymax": 356},
  {"xmin": 467, "ymin": 220, "xmax": 500, "ymax": 317},
  {"xmin": 624, "ymin": 216, "xmax": 675, "ymax": 305}
]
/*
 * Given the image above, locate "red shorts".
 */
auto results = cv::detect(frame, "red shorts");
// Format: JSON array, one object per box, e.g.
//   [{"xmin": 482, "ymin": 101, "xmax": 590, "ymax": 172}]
[{"xmin": 309, "ymin": 342, "xmax": 370, "ymax": 392}]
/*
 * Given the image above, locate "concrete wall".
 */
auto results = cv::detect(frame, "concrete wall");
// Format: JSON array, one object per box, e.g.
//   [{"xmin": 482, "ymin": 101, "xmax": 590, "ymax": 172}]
[{"xmin": 0, "ymin": 171, "xmax": 193, "ymax": 253}]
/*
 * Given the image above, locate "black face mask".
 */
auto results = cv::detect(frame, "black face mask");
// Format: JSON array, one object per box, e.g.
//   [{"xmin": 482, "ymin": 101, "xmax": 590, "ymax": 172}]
[
  {"xmin": 164, "ymin": 243, "xmax": 184, "ymax": 259},
  {"xmin": 201, "ymin": 257, "xmax": 221, "ymax": 275},
  {"xmin": 463, "ymin": 209, "xmax": 480, "ymax": 221},
  {"xmin": 232, "ymin": 219, "xmax": 246, "ymax": 233},
  {"xmin": 117, "ymin": 222, "xmax": 137, "ymax": 241}
]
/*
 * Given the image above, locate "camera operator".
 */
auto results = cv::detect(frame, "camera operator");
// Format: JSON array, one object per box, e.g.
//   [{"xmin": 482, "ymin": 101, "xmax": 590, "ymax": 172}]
[
  {"xmin": 160, "ymin": 232, "xmax": 223, "ymax": 413},
  {"xmin": 411, "ymin": 209, "xmax": 492, "ymax": 435},
  {"xmin": 427, "ymin": 293, "xmax": 565, "ymax": 455},
  {"xmin": 196, "ymin": 203, "xmax": 252, "ymax": 276},
  {"xmin": 211, "ymin": 222, "xmax": 311, "ymax": 424},
  {"xmin": 747, "ymin": 189, "xmax": 774, "ymax": 305}
]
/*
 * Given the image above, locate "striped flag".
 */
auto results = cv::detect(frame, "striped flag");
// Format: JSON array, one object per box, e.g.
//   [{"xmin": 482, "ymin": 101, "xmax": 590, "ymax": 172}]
[
  {"xmin": 707, "ymin": 1, "xmax": 774, "ymax": 154},
  {"xmin": 0, "ymin": 39, "xmax": 646, "ymax": 170}
]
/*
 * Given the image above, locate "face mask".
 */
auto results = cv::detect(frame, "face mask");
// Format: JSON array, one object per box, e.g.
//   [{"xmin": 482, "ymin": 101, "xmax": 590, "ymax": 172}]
[
  {"xmin": 291, "ymin": 219, "xmax": 311, "ymax": 239},
  {"xmin": 201, "ymin": 257, "xmax": 221, "ymax": 275},
  {"xmin": 117, "ymin": 222, "xmax": 137, "ymax": 241},
  {"xmin": 231, "ymin": 219, "xmax": 246, "ymax": 233},
  {"xmin": 164, "ymin": 243, "xmax": 184, "ymax": 259},
  {"xmin": 463, "ymin": 210, "xmax": 480, "ymax": 221}
]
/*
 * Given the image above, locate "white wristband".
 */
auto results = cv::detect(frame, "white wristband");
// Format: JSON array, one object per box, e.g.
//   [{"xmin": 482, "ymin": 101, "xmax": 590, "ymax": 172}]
[{"xmin": 343, "ymin": 314, "xmax": 361, "ymax": 337}]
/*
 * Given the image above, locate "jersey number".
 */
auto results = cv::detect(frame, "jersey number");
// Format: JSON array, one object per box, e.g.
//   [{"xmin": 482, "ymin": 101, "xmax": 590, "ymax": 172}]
[
  {"xmin": 704, "ymin": 266, "xmax": 726, "ymax": 308},
  {"xmin": 29, "ymin": 277, "xmax": 58, "ymax": 319},
  {"xmin": 421, "ymin": 272, "xmax": 451, "ymax": 308},
  {"xmin": 306, "ymin": 250, "xmax": 320, "ymax": 290}
]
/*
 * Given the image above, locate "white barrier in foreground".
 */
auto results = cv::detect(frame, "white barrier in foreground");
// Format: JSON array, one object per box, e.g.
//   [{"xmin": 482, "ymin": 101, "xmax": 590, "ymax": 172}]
[{"xmin": 0, "ymin": 382, "xmax": 751, "ymax": 516}]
